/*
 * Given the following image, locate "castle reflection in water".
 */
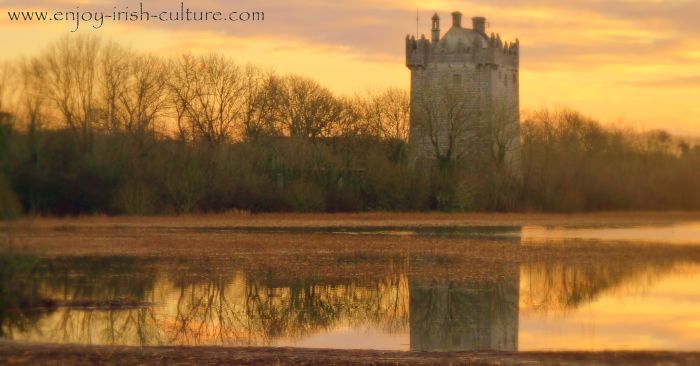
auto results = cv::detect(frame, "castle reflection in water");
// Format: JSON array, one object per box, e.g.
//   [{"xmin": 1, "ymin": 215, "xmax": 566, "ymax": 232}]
[
  {"xmin": 4, "ymin": 225, "xmax": 695, "ymax": 351},
  {"xmin": 409, "ymin": 272, "xmax": 519, "ymax": 351}
]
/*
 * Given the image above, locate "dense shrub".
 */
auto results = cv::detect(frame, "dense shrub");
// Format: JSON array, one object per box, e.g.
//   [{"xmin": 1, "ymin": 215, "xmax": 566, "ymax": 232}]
[
  {"xmin": 1, "ymin": 114, "xmax": 698, "ymax": 215},
  {"xmin": 521, "ymin": 109, "xmax": 700, "ymax": 211}
]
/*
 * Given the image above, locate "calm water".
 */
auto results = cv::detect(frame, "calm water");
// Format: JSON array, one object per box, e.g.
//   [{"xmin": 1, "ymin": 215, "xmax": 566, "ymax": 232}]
[{"xmin": 2, "ymin": 222, "xmax": 700, "ymax": 351}]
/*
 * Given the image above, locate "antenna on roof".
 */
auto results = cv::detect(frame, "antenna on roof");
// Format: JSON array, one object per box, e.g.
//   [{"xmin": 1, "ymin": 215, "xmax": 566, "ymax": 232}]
[{"xmin": 416, "ymin": 8, "xmax": 419, "ymax": 36}]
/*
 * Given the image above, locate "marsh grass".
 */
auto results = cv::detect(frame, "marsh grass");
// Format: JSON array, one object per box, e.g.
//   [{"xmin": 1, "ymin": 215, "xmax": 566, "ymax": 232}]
[{"xmin": 6, "ymin": 214, "xmax": 700, "ymax": 285}]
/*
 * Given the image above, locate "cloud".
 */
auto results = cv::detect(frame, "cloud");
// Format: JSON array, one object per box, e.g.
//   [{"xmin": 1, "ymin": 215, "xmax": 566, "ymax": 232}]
[
  {"xmin": 622, "ymin": 75, "xmax": 700, "ymax": 88},
  {"xmin": 3, "ymin": 0, "xmax": 699, "ymax": 68}
]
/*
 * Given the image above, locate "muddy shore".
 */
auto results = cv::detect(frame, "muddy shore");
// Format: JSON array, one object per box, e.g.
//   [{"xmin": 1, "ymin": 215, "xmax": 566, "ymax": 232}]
[{"xmin": 2, "ymin": 341, "xmax": 700, "ymax": 366}]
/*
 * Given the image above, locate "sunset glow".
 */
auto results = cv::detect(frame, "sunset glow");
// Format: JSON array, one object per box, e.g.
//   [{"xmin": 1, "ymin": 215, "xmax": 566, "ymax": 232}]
[{"xmin": 1, "ymin": 0, "xmax": 698, "ymax": 135}]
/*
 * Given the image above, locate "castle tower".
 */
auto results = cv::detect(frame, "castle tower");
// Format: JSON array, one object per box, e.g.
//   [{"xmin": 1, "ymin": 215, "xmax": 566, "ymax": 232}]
[{"xmin": 406, "ymin": 12, "xmax": 520, "ymax": 170}]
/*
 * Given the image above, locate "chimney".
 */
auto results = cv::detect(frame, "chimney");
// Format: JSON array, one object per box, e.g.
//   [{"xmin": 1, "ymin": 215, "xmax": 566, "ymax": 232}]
[
  {"xmin": 431, "ymin": 13, "xmax": 441, "ymax": 43},
  {"xmin": 451, "ymin": 11, "xmax": 462, "ymax": 28},
  {"xmin": 472, "ymin": 16, "xmax": 486, "ymax": 34}
]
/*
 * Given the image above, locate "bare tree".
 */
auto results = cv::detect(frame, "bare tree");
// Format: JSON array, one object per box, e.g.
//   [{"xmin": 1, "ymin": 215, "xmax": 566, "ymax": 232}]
[
  {"xmin": 99, "ymin": 41, "xmax": 130, "ymax": 133},
  {"xmin": 375, "ymin": 88, "xmax": 410, "ymax": 142},
  {"xmin": 168, "ymin": 54, "xmax": 197, "ymax": 142},
  {"xmin": 0, "ymin": 62, "xmax": 10, "ymax": 115},
  {"xmin": 335, "ymin": 94, "xmax": 371, "ymax": 139},
  {"xmin": 487, "ymin": 99, "xmax": 520, "ymax": 168},
  {"xmin": 16, "ymin": 59, "xmax": 47, "ymax": 129},
  {"xmin": 41, "ymin": 35, "xmax": 101, "ymax": 149},
  {"xmin": 481, "ymin": 99, "xmax": 522, "ymax": 210},
  {"xmin": 277, "ymin": 75, "xmax": 343, "ymax": 139},
  {"xmin": 241, "ymin": 65, "xmax": 282, "ymax": 140},
  {"xmin": 346, "ymin": 91, "xmax": 382, "ymax": 138},
  {"xmin": 383, "ymin": 88, "xmax": 410, "ymax": 141},
  {"xmin": 168, "ymin": 54, "xmax": 246, "ymax": 144},
  {"xmin": 117, "ymin": 54, "xmax": 169, "ymax": 139},
  {"xmin": 412, "ymin": 76, "xmax": 479, "ymax": 167},
  {"xmin": 0, "ymin": 62, "xmax": 16, "ymax": 131},
  {"xmin": 342, "ymin": 88, "xmax": 409, "ymax": 141}
]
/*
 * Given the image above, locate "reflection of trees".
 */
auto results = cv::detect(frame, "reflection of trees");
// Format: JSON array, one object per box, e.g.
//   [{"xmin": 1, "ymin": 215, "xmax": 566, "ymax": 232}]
[
  {"xmin": 0, "ymin": 252, "xmax": 46, "ymax": 338},
  {"xmin": 409, "ymin": 268, "xmax": 519, "ymax": 352},
  {"xmin": 6, "ymin": 244, "xmax": 700, "ymax": 348},
  {"xmin": 350, "ymin": 275, "xmax": 409, "ymax": 334},
  {"xmin": 168, "ymin": 269, "xmax": 249, "ymax": 345},
  {"xmin": 40, "ymin": 255, "xmax": 161, "ymax": 346},
  {"xmin": 521, "ymin": 248, "xmax": 695, "ymax": 312},
  {"xmin": 4, "ymin": 255, "xmax": 410, "ymax": 346},
  {"xmin": 167, "ymin": 262, "xmax": 409, "ymax": 346},
  {"xmin": 2, "ymin": 256, "xmax": 162, "ymax": 345},
  {"xmin": 38, "ymin": 256, "xmax": 159, "ymax": 302},
  {"xmin": 45, "ymin": 306, "xmax": 160, "ymax": 346}
]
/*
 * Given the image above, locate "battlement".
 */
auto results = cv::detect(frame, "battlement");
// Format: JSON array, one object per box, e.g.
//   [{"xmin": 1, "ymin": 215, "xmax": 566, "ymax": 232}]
[{"xmin": 406, "ymin": 13, "xmax": 519, "ymax": 69}]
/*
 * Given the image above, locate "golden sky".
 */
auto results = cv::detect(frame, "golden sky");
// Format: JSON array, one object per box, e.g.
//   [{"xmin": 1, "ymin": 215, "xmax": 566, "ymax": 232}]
[{"xmin": 1, "ymin": 0, "xmax": 699, "ymax": 135}]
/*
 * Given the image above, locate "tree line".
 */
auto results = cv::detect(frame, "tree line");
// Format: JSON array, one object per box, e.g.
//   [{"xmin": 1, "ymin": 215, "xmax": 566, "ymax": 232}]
[{"xmin": 0, "ymin": 36, "xmax": 698, "ymax": 216}]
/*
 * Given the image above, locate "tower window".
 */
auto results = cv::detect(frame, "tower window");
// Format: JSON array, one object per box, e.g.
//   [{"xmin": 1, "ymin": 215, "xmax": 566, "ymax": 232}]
[{"xmin": 453, "ymin": 74, "xmax": 462, "ymax": 86}]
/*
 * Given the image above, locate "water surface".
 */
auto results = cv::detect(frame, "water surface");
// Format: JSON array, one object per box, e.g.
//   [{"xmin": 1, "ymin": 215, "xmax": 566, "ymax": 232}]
[{"xmin": 3, "ymin": 221, "xmax": 700, "ymax": 351}]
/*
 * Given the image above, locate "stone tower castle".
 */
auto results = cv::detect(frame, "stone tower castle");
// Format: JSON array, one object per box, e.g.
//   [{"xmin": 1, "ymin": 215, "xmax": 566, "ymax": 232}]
[{"xmin": 406, "ymin": 12, "xmax": 520, "ymax": 169}]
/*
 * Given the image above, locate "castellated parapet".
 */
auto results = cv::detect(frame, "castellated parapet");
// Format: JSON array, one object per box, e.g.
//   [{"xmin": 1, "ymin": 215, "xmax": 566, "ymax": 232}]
[{"xmin": 406, "ymin": 12, "xmax": 520, "ymax": 170}]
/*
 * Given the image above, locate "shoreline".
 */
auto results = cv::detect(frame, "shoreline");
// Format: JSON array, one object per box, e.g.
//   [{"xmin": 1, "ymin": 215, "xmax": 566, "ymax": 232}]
[
  {"xmin": 2, "ymin": 341, "xmax": 699, "ymax": 366},
  {"xmin": 4, "ymin": 211, "xmax": 700, "ymax": 231}
]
